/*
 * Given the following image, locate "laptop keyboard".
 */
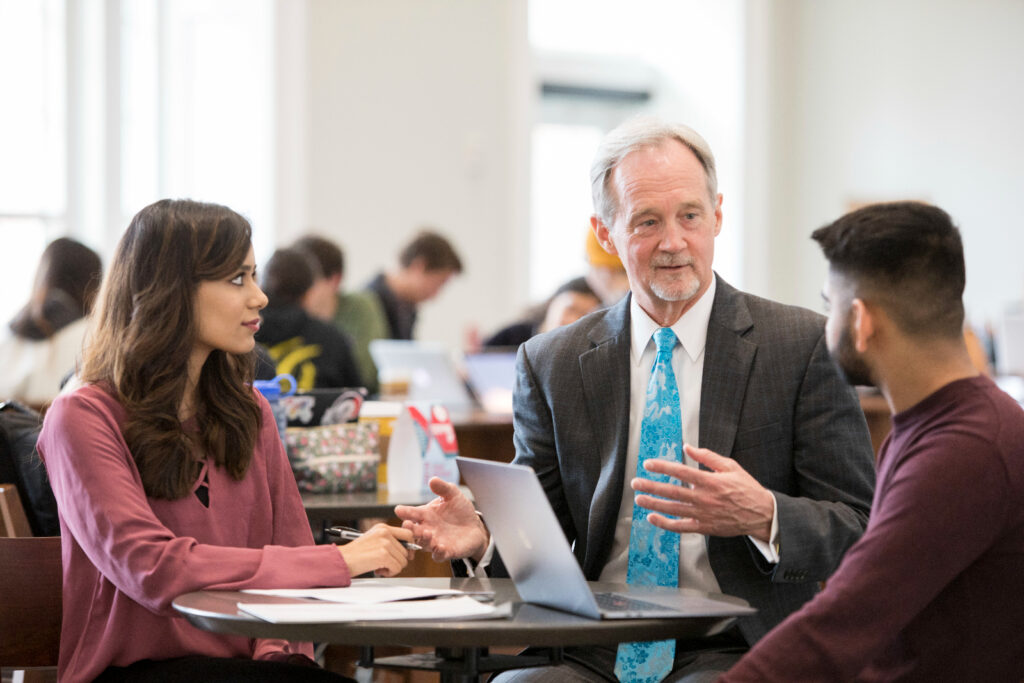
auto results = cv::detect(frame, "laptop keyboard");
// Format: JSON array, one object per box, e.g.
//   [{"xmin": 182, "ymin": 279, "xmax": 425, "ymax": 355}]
[{"xmin": 594, "ymin": 592, "xmax": 670, "ymax": 614}]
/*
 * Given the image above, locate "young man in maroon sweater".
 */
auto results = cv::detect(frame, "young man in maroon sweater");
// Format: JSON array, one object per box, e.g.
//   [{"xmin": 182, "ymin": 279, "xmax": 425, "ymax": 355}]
[{"xmin": 638, "ymin": 201, "xmax": 1024, "ymax": 681}]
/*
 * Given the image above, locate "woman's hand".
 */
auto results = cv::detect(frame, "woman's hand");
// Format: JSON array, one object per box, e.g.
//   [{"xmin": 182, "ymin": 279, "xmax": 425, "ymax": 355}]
[
  {"xmin": 395, "ymin": 477, "xmax": 489, "ymax": 563},
  {"xmin": 336, "ymin": 523, "xmax": 415, "ymax": 577}
]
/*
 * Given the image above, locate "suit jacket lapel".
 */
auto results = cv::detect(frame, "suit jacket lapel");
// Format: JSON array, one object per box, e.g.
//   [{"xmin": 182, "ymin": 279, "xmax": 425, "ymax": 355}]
[
  {"xmin": 579, "ymin": 296, "xmax": 631, "ymax": 576},
  {"xmin": 700, "ymin": 277, "xmax": 756, "ymax": 460}
]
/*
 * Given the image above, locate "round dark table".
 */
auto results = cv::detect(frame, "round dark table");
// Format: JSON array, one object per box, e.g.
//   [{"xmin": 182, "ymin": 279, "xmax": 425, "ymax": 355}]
[{"xmin": 173, "ymin": 577, "xmax": 752, "ymax": 682}]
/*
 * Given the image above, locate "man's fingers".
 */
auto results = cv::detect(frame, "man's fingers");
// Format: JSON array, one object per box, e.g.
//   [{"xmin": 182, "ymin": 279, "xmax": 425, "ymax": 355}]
[
  {"xmin": 640, "ymin": 457, "xmax": 689, "ymax": 477},
  {"xmin": 632, "ymin": 477, "xmax": 699, "ymax": 503},
  {"xmin": 394, "ymin": 504, "xmax": 424, "ymax": 522},
  {"xmin": 427, "ymin": 476, "xmax": 461, "ymax": 499},
  {"xmin": 647, "ymin": 512, "xmax": 702, "ymax": 534},
  {"xmin": 634, "ymin": 493, "xmax": 692, "ymax": 518},
  {"xmin": 683, "ymin": 444, "xmax": 732, "ymax": 471},
  {"xmin": 641, "ymin": 458, "xmax": 709, "ymax": 487}
]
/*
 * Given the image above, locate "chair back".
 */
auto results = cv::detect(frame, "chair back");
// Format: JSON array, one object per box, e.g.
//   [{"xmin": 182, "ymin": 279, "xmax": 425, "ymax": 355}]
[
  {"xmin": 0, "ymin": 536, "xmax": 63, "ymax": 669},
  {"xmin": 0, "ymin": 483, "xmax": 33, "ymax": 537}
]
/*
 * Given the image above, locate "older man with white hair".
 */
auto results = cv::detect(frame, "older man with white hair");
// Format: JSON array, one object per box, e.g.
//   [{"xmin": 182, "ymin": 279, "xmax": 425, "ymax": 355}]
[{"xmin": 397, "ymin": 117, "xmax": 876, "ymax": 682}]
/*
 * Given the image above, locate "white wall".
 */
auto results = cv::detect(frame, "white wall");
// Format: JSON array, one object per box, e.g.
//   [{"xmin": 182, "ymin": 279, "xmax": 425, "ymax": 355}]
[
  {"xmin": 287, "ymin": 0, "xmax": 530, "ymax": 349},
  {"xmin": 288, "ymin": 0, "xmax": 747, "ymax": 348},
  {"xmin": 746, "ymin": 0, "xmax": 1024, "ymax": 330},
  {"xmin": 285, "ymin": 0, "xmax": 1024, "ymax": 349},
  {"xmin": 528, "ymin": 0, "xmax": 746, "ymax": 296},
  {"xmin": 635, "ymin": 0, "xmax": 746, "ymax": 291}
]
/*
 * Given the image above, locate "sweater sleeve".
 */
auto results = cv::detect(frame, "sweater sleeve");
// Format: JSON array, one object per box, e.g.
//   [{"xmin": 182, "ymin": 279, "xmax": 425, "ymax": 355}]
[{"xmin": 38, "ymin": 387, "xmax": 350, "ymax": 618}]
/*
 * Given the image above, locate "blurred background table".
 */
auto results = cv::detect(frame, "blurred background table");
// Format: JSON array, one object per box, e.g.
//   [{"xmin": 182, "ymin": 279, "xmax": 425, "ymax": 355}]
[{"xmin": 448, "ymin": 410, "xmax": 514, "ymax": 465}]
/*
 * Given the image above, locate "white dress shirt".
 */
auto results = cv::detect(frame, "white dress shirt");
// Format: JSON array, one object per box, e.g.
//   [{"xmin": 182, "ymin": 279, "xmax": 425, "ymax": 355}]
[{"xmin": 598, "ymin": 277, "xmax": 779, "ymax": 592}]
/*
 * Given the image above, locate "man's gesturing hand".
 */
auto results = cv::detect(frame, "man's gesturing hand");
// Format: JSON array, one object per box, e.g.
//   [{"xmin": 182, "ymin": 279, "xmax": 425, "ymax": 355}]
[
  {"xmin": 395, "ymin": 477, "xmax": 490, "ymax": 563},
  {"xmin": 631, "ymin": 444, "xmax": 775, "ymax": 542}
]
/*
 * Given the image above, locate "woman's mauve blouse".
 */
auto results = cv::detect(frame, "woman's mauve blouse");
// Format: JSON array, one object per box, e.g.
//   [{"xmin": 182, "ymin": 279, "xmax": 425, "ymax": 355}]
[{"xmin": 38, "ymin": 384, "xmax": 351, "ymax": 683}]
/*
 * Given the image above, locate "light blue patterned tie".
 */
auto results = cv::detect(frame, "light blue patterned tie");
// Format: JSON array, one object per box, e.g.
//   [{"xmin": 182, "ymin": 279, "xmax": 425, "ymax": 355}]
[{"xmin": 614, "ymin": 327, "xmax": 682, "ymax": 683}]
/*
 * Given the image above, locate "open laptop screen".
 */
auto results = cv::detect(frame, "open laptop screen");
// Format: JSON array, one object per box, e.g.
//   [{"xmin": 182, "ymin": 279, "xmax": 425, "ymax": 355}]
[
  {"xmin": 368, "ymin": 340, "xmax": 474, "ymax": 410},
  {"xmin": 462, "ymin": 350, "xmax": 517, "ymax": 414}
]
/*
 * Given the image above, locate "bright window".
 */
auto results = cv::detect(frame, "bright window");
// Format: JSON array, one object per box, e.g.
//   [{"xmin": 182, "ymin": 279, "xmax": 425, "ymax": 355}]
[
  {"xmin": 0, "ymin": 0, "xmax": 66, "ymax": 322},
  {"xmin": 529, "ymin": 123, "xmax": 603, "ymax": 301},
  {"xmin": 1, "ymin": 0, "xmax": 273, "ymax": 325},
  {"xmin": 527, "ymin": 0, "xmax": 745, "ymax": 305}
]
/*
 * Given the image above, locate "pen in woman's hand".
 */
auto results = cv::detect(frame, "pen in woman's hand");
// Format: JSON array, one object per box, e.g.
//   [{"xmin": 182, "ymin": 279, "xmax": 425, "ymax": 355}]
[{"xmin": 326, "ymin": 526, "xmax": 423, "ymax": 551}]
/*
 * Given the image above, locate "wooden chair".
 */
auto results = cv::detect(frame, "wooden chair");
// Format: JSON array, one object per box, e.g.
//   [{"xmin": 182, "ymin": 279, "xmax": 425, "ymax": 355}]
[
  {"xmin": 0, "ymin": 483, "xmax": 33, "ymax": 538},
  {"xmin": 0, "ymin": 534, "xmax": 62, "ymax": 683}
]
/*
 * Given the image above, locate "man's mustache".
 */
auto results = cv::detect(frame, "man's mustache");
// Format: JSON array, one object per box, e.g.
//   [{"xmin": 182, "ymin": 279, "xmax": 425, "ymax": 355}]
[{"xmin": 650, "ymin": 257, "xmax": 693, "ymax": 268}]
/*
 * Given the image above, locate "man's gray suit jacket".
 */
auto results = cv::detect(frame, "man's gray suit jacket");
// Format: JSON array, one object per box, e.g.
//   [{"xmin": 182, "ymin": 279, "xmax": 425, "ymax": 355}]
[{"xmin": 495, "ymin": 275, "xmax": 876, "ymax": 645}]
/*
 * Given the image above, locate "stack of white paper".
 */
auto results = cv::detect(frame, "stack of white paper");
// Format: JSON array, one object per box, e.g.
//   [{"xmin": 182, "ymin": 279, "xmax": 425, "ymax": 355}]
[
  {"xmin": 242, "ymin": 585, "xmax": 465, "ymax": 605},
  {"xmin": 237, "ymin": 595, "xmax": 506, "ymax": 623},
  {"xmin": 237, "ymin": 582, "xmax": 507, "ymax": 623}
]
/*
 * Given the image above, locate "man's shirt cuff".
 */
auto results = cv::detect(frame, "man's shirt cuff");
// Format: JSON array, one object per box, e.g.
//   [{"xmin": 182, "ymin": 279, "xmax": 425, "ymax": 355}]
[
  {"xmin": 747, "ymin": 492, "xmax": 781, "ymax": 563},
  {"xmin": 461, "ymin": 529, "xmax": 496, "ymax": 577}
]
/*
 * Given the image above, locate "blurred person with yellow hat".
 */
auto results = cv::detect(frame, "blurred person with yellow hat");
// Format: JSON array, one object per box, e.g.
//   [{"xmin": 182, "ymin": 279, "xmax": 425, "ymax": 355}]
[
  {"xmin": 481, "ymin": 228, "xmax": 623, "ymax": 349},
  {"xmin": 584, "ymin": 227, "xmax": 630, "ymax": 305}
]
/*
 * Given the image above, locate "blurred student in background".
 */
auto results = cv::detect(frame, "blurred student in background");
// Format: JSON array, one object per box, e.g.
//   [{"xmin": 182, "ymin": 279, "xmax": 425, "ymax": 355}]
[
  {"xmin": 0, "ymin": 237, "xmax": 102, "ymax": 407},
  {"xmin": 256, "ymin": 247, "xmax": 363, "ymax": 391},
  {"xmin": 39, "ymin": 199, "xmax": 410, "ymax": 683},
  {"xmin": 481, "ymin": 228, "xmax": 621, "ymax": 349},
  {"xmin": 365, "ymin": 229, "xmax": 462, "ymax": 340},
  {"xmin": 292, "ymin": 234, "xmax": 388, "ymax": 394},
  {"xmin": 483, "ymin": 277, "xmax": 601, "ymax": 348}
]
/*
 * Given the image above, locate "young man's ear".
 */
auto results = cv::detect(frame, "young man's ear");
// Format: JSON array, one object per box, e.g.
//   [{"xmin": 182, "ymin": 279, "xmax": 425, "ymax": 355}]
[
  {"xmin": 850, "ymin": 298, "xmax": 875, "ymax": 353},
  {"xmin": 590, "ymin": 215, "xmax": 618, "ymax": 256}
]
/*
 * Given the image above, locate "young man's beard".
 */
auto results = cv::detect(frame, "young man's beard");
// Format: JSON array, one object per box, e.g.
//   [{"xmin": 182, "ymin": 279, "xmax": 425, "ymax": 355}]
[{"xmin": 833, "ymin": 320, "xmax": 875, "ymax": 388}]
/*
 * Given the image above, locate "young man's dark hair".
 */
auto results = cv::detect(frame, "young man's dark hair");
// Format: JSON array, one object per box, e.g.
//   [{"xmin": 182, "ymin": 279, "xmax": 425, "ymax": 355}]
[
  {"xmin": 811, "ymin": 201, "xmax": 965, "ymax": 339},
  {"xmin": 260, "ymin": 248, "xmax": 318, "ymax": 307},
  {"xmin": 293, "ymin": 234, "xmax": 344, "ymax": 279},
  {"xmin": 398, "ymin": 230, "xmax": 463, "ymax": 273}
]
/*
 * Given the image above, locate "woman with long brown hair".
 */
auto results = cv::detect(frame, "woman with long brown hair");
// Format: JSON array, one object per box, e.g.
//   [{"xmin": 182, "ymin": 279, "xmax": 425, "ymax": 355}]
[{"xmin": 38, "ymin": 199, "xmax": 411, "ymax": 682}]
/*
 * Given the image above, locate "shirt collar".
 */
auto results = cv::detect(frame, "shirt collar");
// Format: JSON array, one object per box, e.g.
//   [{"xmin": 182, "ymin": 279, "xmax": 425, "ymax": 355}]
[{"xmin": 630, "ymin": 275, "xmax": 717, "ymax": 366}]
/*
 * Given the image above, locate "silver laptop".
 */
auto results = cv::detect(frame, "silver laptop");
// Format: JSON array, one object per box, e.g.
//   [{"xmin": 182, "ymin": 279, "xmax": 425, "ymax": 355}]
[
  {"xmin": 456, "ymin": 457, "xmax": 755, "ymax": 621},
  {"xmin": 368, "ymin": 340, "xmax": 474, "ymax": 410}
]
